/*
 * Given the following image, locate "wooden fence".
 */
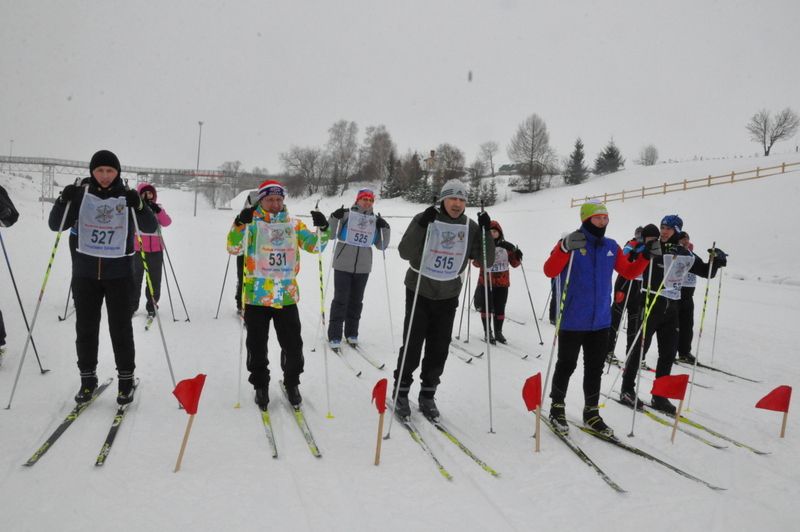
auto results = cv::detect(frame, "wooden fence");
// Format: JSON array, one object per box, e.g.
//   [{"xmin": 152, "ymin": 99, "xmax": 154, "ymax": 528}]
[{"xmin": 570, "ymin": 161, "xmax": 800, "ymax": 208}]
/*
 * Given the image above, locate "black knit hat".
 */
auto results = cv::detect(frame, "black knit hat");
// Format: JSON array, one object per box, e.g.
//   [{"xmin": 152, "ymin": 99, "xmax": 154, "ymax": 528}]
[
  {"xmin": 89, "ymin": 150, "xmax": 121, "ymax": 174},
  {"xmin": 641, "ymin": 224, "xmax": 660, "ymax": 239}
]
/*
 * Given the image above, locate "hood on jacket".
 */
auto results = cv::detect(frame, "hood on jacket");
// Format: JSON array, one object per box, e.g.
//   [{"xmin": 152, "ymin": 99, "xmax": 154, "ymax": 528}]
[
  {"xmin": 489, "ymin": 220, "xmax": 504, "ymax": 240},
  {"xmin": 137, "ymin": 182, "xmax": 158, "ymax": 201}
]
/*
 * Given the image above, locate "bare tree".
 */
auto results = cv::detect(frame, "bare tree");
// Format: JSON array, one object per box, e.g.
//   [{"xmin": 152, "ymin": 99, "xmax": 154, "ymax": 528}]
[
  {"xmin": 431, "ymin": 143, "xmax": 466, "ymax": 192},
  {"xmin": 747, "ymin": 108, "xmax": 800, "ymax": 156},
  {"xmin": 507, "ymin": 113, "xmax": 555, "ymax": 192},
  {"xmin": 479, "ymin": 141, "xmax": 499, "ymax": 177},
  {"xmin": 280, "ymin": 146, "xmax": 330, "ymax": 194},
  {"xmin": 638, "ymin": 144, "xmax": 658, "ymax": 166},
  {"xmin": 327, "ymin": 120, "xmax": 359, "ymax": 194},
  {"xmin": 358, "ymin": 125, "xmax": 395, "ymax": 182}
]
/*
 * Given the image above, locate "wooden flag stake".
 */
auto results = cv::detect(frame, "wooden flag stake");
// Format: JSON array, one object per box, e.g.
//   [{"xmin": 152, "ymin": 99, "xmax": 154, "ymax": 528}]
[
  {"xmin": 174, "ymin": 414, "xmax": 196, "ymax": 472},
  {"xmin": 534, "ymin": 405, "xmax": 541, "ymax": 453},
  {"xmin": 780, "ymin": 410, "xmax": 788, "ymax": 438},
  {"xmin": 374, "ymin": 411, "xmax": 385, "ymax": 465},
  {"xmin": 671, "ymin": 399, "xmax": 684, "ymax": 444}
]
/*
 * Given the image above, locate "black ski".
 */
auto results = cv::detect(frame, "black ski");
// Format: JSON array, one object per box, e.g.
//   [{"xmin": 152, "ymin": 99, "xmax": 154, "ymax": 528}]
[
  {"xmin": 25, "ymin": 378, "xmax": 113, "ymax": 466},
  {"xmin": 657, "ymin": 408, "xmax": 770, "ymax": 455},
  {"xmin": 344, "ymin": 343, "xmax": 385, "ymax": 370},
  {"xmin": 95, "ymin": 379, "xmax": 140, "ymax": 466},
  {"xmin": 612, "ymin": 398, "xmax": 726, "ymax": 449},
  {"xmin": 675, "ymin": 360, "xmax": 760, "ymax": 383},
  {"xmin": 572, "ymin": 421, "xmax": 726, "ymax": 491},
  {"xmin": 542, "ymin": 418, "xmax": 626, "ymax": 493},
  {"xmin": 450, "ymin": 342, "xmax": 484, "ymax": 359},
  {"xmin": 260, "ymin": 408, "xmax": 279, "ymax": 459},
  {"xmin": 388, "ymin": 403, "xmax": 453, "ymax": 480}
]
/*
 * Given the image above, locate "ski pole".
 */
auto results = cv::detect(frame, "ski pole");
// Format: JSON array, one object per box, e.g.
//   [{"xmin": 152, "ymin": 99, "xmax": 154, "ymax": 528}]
[
  {"xmin": 519, "ymin": 264, "xmax": 544, "ymax": 345},
  {"xmin": 378, "ymin": 215, "xmax": 396, "ymax": 354},
  {"xmin": 385, "ymin": 208, "xmax": 435, "ymax": 439},
  {"xmin": 160, "ymin": 249, "xmax": 178, "ymax": 322},
  {"xmin": 159, "ymin": 229, "xmax": 190, "ymax": 322},
  {"xmin": 0, "ymin": 232, "xmax": 48, "ymax": 374},
  {"xmin": 687, "ymin": 242, "xmax": 716, "ymax": 411},
  {"xmin": 455, "ymin": 265, "xmax": 470, "ymax": 340},
  {"xmin": 710, "ymin": 271, "xmax": 724, "ymax": 365},
  {"xmin": 539, "ymin": 285, "xmax": 552, "ymax": 322},
  {"xmin": 5, "ymin": 196, "xmax": 71, "ymax": 408},
  {"xmin": 213, "ymin": 254, "xmax": 232, "ymax": 319},
  {"xmin": 540, "ymin": 251, "xmax": 575, "ymax": 408},
  {"xmin": 313, "ymin": 200, "xmax": 334, "ymax": 419},
  {"xmin": 235, "ymin": 227, "xmax": 250, "ymax": 408},
  {"xmin": 315, "ymin": 208, "xmax": 338, "ymax": 350},
  {"xmin": 57, "ymin": 282, "xmax": 72, "ymax": 321},
  {"xmin": 465, "ymin": 266, "xmax": 472, "ymax": 342},
  {"xmin": 479, "ymin": 204, "xmax": 495, "ymax": 433},
  {"xmin": 132, "ymin": 212, "xmax": 177, "ymax": 388}
]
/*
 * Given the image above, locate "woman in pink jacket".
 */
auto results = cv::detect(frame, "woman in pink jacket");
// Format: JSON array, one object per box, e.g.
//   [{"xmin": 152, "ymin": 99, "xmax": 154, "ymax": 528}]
[{"xmin": 131, "ymin": 183, "xmax": 172, "ymax": 317}]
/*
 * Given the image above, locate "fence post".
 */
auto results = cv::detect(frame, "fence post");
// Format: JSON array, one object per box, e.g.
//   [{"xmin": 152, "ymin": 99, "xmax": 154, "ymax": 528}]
[
  {"xmin": 683, "ymin": 179, "xmax": 687, "ymax": 190},
  {"xmin": 603, "ymin": 192, "xmax": 607, "ymax": 203},
  {"xmin": 782, "ymin": 162, "xmax": 786, "ymax": 173},
  {"xmin": 707, "ymin": 175, "xmax": 711, "ymax": 186},
  {"xmin": 663, "ymin": 182, "xmax": 667, "ymax": 194},
  {"xmin": 731, "ymin": 171, "xmax": 735, "ymax": 182},
  {"xmin": 756, "ymin": 166, "xmax": 760, "ymax": 177},
  {"xmin": 621, "ymin": 189, "xmax": 625, "ymax": 202},
  {"xmin": 640, "ymin": 186, "xmax": 644, "ymax": 199}
]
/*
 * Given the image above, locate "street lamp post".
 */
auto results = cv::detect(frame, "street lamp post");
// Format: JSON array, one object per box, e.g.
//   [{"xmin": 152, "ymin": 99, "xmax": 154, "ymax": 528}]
[{"xmin": 193, "ymin": 121, "xmax": 204, "ymax": 217}]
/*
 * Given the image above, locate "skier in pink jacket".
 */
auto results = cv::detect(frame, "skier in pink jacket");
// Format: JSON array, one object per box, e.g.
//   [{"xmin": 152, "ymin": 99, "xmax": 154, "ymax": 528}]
[{"xmin": 131, "ymin": 182, "xmax": 172, "ymax": 317}]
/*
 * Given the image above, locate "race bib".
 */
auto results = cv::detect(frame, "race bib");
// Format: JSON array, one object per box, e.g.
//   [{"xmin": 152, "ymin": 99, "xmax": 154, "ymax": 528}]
[
  {"xmin": 490, "ymin": 247, "xmax": 509, "ymax": 273},
  {"xmin": 76, "ymin": 192, "xmax": 129, "ymax": 258},
  {"xmin": 684, "ymin": 272, "xmax": 697, "ymax": 288},
  {"xmin": 420, "ymin": 220, "xmax": 469, "ymax": 281},
  {"xmin": 661, "ymin": 254, "xmax": 695, "ymax": 300},
  {"xmin": 253, "ymin": 221, "xmax": 297, "ymax": 280},
  {"xmin": 344, "ymin": 211, "xmax": 376, "ymax": 248}
]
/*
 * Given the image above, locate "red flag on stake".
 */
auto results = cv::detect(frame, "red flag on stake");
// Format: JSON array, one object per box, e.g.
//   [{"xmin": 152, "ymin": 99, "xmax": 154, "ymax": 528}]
[
  {"xmin": 172, "ymin": 374, "xmax": 207, "ymax": 472},
  {"xmin": 756, "ymin": 385, "xmax": 792, "ymax": 438},
  {"xmin": 756, "ymin": 386, "xmax": 792, "ymax": 412},
  {"xmin": 373, "ymin": 378, "xmax": 388, "ymax": 465},
  {"xmin": 522, "ymin": 373, "xmax": 542, "ymax": 411},
  {"xmin": 372, "ymin": 378, "xmax": 387, "ymax": 414},
  {"xmin": 173, "ymin": 374, "xmax": 207, "ymax": 414},
  {"xmin": 651, "ymin": 374, "xmax": 690, "ymax": 400},
  {"xmin": 522, "ymin": 373, "xmax": 543, "ymax": 452}
]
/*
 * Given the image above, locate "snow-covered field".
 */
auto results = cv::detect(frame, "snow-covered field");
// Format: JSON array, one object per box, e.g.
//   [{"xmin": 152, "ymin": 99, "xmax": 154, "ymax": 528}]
[{"xmin": 1, "ymin": 155, "xmax": 799, "ymax": 532}]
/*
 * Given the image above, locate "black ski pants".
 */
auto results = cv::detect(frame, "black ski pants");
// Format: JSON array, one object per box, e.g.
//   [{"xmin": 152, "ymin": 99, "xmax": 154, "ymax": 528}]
[
  {"xmin": 549, "ymin": 328, "xmax": 609, "ymax": 408},
  {"xmin": 678, "ymin": 286, "xmax": 695, "ymax": 356},
  {"xmin": 0, "ymin": 308, "xmax": 6, "ymax": 345},
  {"xmin": 474, "ymin": 284, "xmax": 509, "ymax": 334},
  {"xmin": 132, "ymin": 251, "xmax": 163, "ymax": 314},
  {"xmin": 621, "ymin": 296, "xmax": 680, "ymax": 393},
  {"xmin": 235, "ymin": 254, "xmax": 244, "ymax": 311},
  {"xmin": 328, "ymin": 270, "xmax": 369, "ymax": 342},
  {"xmin": 393, "ymin": 289, "xmax": 458, "ymax": 399},
  {"xmin": 245, "ymin": 303, "xmax": 304, "ymax": 389},
  {"xmin": 72, "ymin": 276, "xmax": 136, "ymax": 376}
]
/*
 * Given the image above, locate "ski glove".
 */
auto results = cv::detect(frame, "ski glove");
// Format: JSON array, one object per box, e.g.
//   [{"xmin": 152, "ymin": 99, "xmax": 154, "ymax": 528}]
[
  {"xmin": 125, "ymin": 190, "xmax": 143, "ymax": 210},
  {"xmin": 376, "ymin": 215, "xmax": 389, "ymax": 229},
  {"xmin": 709, "ymin": 248, "xmax": 728, "ymax": 267},
  {"xmin": 477, "ymin": 211, "xmax": 491, "ymax": 230},
  {"xmin": 311, "ymin": 210, "xmax": 329, "ymax": 230},
  {"xmin": 331, "ymin": 206, "xmax": 347, "ymax": 219},
  {"xmin": 560, "ymin": 231, "xmax": 587, "ymax": 252},
  {"xmin": 642, "ymin": 239, "xmax": 662, "ymax": 259},
  {"xmin": 418, "ymin": 206, "xmax": 438, "ymax": 228},
  {"xmin": 146, "ymin": 200, "xmax": 162, "ymax": 214},
  {"xmin": 59, "ymin": 184, "xmax": 79, "ymax": 204},
  {"xmin": 514, "ymin": 247, "xmax": 523, "ymax": 261},
  {"xmin": 498, "ymin": 240, "xmax": 516, "ymax": 252},
  {"xmin": 235, "ymin": 206, "xmax": 256, "ymax": 226}
]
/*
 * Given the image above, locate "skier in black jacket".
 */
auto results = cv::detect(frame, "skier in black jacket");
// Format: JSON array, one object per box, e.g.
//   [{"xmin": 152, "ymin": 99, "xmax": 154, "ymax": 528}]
[
  {"xmin": 0, "ymin": 184, "xmax": 20, "ymax": 362},
  {"xmin": 48, "ymin": 150, "xmax": 157, "ymax": 405},
  {"xmin": 619, "ymin": 215, "xmax": 726, "ymax": 414}
]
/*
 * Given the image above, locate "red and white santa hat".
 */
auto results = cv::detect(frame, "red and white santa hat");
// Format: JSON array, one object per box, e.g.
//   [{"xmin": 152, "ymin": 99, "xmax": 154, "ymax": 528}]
[{"xmin": 257, "ymin": 179, "xmax": 285, "ymax": 199}]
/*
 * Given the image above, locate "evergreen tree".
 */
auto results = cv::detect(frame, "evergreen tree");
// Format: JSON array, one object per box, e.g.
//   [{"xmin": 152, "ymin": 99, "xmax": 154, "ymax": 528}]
[
  {"xmin": 594, "ymin": 140, "xmax": 625, "ymax": 175},
  {"xmin": 564, "ymin": 138, "xmax": 590, "ymax": 184},
  {"xmin": 380, "ymin": 150, "xmax": 404, "ymax": 198},
  {"xmin": 483, "ymin": 179, "xmax": 498, "ymax": 206},
  {"xmin": 467, "ymin": 170, "xmax": 481, "ymax": 207}
]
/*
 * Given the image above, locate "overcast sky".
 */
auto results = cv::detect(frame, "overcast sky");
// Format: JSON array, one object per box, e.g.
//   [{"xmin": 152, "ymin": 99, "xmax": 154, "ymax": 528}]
[{"xmin": 2, "ymin": 0, "xmax": 799, "ymax": 173}]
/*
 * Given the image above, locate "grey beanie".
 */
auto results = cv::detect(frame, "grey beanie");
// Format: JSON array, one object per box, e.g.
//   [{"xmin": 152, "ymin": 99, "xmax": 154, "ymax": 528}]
[{"xmin": 439, "ymin": 179, "xmax": 467, "ymax": 201}]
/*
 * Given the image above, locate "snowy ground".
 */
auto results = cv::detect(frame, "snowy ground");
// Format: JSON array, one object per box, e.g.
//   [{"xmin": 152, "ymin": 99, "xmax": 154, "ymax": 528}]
[{"xmin": 1, "ymin": 155, "xmax": 799, "ymax": 532}]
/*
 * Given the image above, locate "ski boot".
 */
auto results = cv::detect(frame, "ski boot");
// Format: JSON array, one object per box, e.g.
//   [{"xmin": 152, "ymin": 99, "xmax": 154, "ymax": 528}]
[
  {"xmin": 583, "ymin": 406, "xmax": 614, "ymax": 437},
  {"xmin": 548, "ymin": 403, "xmax": 569, "ymax": 434},
  {"xmin": 75, "ymin": 372, "xmax": 98, "ymax": 404}
]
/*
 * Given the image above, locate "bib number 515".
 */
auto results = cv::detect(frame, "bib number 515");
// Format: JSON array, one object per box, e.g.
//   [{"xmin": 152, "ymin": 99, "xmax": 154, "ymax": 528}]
[{"xmin": 433, "ymin": 255, "xmax": 454, "ymax": 270}]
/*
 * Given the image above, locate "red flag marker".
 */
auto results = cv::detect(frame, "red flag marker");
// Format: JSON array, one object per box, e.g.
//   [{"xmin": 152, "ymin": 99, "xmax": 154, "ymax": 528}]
[
  {"xmin": 756, "ymin": 385, "xmax": 792, "ymax": 438},
  {"xmin": 373, "ymin": 378, "xmax": 388, "ymax": 465},
  {"xmin": 173, "ymin": 374, "xmax": 207, "ymax": 472},
  {"xmin": 522, "ymin": 373, "xmax": 543, "ymax": 452},
  {"xmin": 650, "ymin": 374, "xmax": 690, "ymax": 400},
  {"xmin": 651, "ymin": 374, "xmax": 689, "ymax": 443}
]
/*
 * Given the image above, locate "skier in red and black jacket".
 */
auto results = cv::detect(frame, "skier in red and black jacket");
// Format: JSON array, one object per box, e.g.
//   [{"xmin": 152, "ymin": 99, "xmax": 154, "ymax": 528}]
[{"xmin": 471, "ymin": 220, "xmax": 522, "ymax": 344}]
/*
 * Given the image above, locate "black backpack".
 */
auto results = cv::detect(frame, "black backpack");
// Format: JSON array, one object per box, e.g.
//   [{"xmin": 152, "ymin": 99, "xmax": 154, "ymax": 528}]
[{"xmin": 0, "ymin": 185, "xmax": 19, "ymax": 227}]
